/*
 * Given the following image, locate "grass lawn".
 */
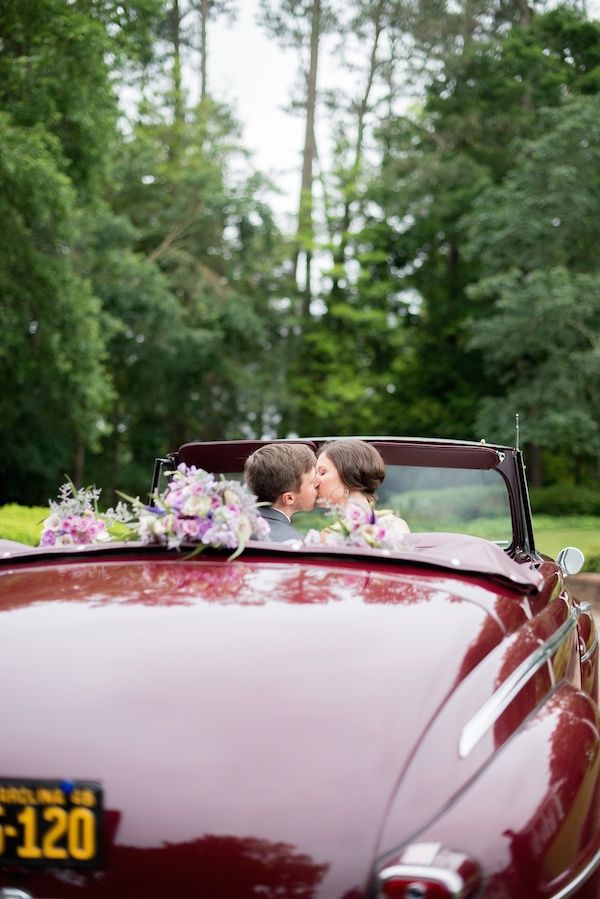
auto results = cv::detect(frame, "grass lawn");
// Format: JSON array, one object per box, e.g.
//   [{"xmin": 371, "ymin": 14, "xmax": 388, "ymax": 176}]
[
  {"xmin": 532, "ymin": 516, "xmax": 600, "ymax": 568},
  {"xmin": 0, "ymin": 504, "xmax": 47, "ymax": 546}
]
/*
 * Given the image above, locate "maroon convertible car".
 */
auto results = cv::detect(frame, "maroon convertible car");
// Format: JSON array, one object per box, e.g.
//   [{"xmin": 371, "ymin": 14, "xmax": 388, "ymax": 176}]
[{"xmin": 0, "ymin": 437, "xmax": 599, "ymax": 899}]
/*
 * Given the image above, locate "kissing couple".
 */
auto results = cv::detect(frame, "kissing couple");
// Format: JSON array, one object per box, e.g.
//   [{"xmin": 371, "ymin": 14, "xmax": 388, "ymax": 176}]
[{"xmin": 244, "ymin": 440, "xmax": 409, "ymax": 543}]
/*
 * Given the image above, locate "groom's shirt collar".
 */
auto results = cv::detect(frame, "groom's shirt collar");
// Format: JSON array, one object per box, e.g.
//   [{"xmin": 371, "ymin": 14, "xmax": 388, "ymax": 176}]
[{"xmin": 272, "ymin": 506, "xmax": 292, "ymax": 523}]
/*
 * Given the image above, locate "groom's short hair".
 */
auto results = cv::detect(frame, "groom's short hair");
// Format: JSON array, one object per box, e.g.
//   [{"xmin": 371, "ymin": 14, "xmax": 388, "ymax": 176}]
[{"xmin": 244, "ymin": 443, "xmax": 316, "ymax": 503}]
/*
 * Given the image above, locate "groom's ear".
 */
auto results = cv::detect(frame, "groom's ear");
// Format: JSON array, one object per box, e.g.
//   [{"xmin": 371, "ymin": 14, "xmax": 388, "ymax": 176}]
[{"xmin": 280, "ymin": 491, "xmax": 295, "ymax": 507}]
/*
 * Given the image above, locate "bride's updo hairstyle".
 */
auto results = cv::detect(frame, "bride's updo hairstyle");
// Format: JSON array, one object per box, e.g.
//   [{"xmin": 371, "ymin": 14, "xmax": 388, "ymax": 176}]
[{"xmin": 318, "ymin": 440, "xmax": 385, "ymax": 503}]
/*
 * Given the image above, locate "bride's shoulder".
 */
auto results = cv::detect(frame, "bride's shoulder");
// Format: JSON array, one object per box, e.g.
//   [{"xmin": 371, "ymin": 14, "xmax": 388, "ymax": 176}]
[{"xmin": 375, "ymin": 509, "xmax": 411, "ymax": 533}]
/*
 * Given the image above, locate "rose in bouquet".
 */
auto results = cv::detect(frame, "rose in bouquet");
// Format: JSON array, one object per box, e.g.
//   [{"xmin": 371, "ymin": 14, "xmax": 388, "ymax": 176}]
[{"xmin": 305, "ymin": 501, "xmax": 410, "ymax": 551}]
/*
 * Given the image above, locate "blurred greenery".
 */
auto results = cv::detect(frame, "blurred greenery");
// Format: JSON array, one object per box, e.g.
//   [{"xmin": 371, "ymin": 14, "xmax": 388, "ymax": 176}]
[
  {"xmin": 530, "ymin": 486, "xmax": 600, "ymax": 517},
  {"xmin": 0, "ymin": 505, "xmax": 47, "ymax": 546},
  {"xmin": 1, "ymin": 0, "xmax": 600, "ymax": 503},
  {"xmin": 533, "ymin": 518, "xmax": 600, "ymax": 570}
]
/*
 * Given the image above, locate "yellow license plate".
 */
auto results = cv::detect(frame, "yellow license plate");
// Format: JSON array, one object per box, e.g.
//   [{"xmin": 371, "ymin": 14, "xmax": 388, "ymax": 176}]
[{"xmin": 0, "ymin": 778, "xmax": 103, "ymax": 868}]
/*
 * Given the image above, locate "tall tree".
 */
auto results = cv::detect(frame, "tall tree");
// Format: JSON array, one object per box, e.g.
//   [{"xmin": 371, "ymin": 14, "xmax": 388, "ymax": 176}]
[
  {"xmin": 0, "ymin": 115, "xmax": 114, "ymax": 501},
  {"xmin": 286, "ymin": 0, "xmax": 420, "ymax": 436},
  {"xmin": 355, "ymin": 4, "xmax": 600, "ymax": 439},
  {"xmin": 326, "ymin": 0, "xmax": 388, "ymax": 303},
  {"xmin": 259, "ymin": 0, "xmax": 337, "ymax": 305},
  {"xmin": 0, "ymin": 0, "xmax": 164, "ymax": 501},
  {"xmin": 465, "ymin": 93, "xmax": 600, "ymax": 481},
  {"xmin": 94, "ymin": 95, "xmax": 289, "ymax": 494},
  {"xmin": 196, "ymin": 0, "xmax": 237, "ymax": 101}
]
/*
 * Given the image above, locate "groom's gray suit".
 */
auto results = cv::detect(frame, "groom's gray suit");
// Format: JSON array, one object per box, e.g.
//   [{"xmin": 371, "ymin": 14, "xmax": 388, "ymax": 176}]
[{"xmin": 259, "ymin": 507, "xmax": 303, "ymax": 542}]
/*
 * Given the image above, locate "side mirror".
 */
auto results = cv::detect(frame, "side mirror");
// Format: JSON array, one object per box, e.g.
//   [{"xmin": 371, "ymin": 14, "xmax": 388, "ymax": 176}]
[{"xmin": 556, "ymin": 546, "xmax": 585, "ymax": 576}]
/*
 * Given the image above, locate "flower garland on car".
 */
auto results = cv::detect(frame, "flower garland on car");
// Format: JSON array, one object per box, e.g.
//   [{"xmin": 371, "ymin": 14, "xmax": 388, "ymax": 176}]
[
  {"xmin": 305, "ymin": 501, "xmax": 410, "ymax": 551},
  {"xmin": 39, "ymin": 465, "xmax": 270, "ymax": 558}
]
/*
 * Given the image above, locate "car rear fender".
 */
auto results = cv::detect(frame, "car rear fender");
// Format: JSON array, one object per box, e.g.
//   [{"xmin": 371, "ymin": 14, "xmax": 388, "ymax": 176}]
[
  {"xmin": 375, "ymin": 681, "xmax": 600, "ymax": 899},
  {"xmin": 377, "ymin": 591, "xmax": 584, "ymax": 853}
]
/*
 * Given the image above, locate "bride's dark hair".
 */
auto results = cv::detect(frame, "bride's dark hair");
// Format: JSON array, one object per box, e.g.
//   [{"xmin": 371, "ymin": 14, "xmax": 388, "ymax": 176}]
[{"xmin": 318, "ymin": 440, "xmax": 385, "ymax": 503}]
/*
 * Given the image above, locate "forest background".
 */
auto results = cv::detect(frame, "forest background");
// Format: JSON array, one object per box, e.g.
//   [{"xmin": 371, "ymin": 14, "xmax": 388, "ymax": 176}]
[{"xmin": 1, "ymin": 0, "xmax": 600, "ymax": 527}]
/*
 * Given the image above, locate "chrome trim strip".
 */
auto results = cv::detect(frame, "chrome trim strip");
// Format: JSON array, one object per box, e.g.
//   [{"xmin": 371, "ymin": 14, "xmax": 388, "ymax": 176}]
[
  {"xmin": 573, "ymin": 602, "xmax": 597, "ymax": 663},
  {"xmin": 548, "ymin": 842, "xmax": 600, "ymax": 898},
  {"xmin": 0, "ymin": 890, "xmax": 34, "ymax": 899},
  {"xmin": 459, "ymin": 607, "xmax": 580, "ymax": 759},
  {"xmin": 581, "ymin": 634, "xmax": 599, "ymax": 664},
  {"xmin": 379, "ymin": 863, "xmax": 463, "ymax": 896}
]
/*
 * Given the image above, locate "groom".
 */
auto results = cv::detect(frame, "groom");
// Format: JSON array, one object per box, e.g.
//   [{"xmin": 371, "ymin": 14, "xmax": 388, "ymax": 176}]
[{"xmin": 244, "ymin": 443, "xmax": 319, "ymax": 541}]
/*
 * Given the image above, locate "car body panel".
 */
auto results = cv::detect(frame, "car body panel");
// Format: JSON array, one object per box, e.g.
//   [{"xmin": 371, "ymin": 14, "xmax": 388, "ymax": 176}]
[
  {"xmin": 378, "ymin": 684, "xmax": 600, "ymax": 899},
  {"xmin": 0, "ymin": 555, "xmax": 522, "ymax": 897},
  {"xmin": 0, "ymin": 436, "xmax": 598, "ymax": 898}
]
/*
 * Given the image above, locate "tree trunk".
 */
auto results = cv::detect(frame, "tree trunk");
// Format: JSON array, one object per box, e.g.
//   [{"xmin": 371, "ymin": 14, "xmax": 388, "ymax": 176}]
[
  {"xmin": 330, "ymin": 6, "xmax": 384, "ymax": 301},
  {"xmin": 294, "ymin": 0, "xmax": 321, "ymax": 318},
  {"xmin": 200, "ymin": 0, "xmax": 209, "ymax": 101},
  {"xmin": 170, "ymin": 0, "xmax": 184, "ymax": 140},
  {"xmin": 517, "ymin": 0, "xmax": 531, "ymax": 27}
]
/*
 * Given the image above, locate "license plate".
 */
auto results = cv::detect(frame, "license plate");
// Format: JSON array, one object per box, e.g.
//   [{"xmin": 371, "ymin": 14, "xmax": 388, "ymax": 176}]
[{"xmin": 0, "ymin": 778, "xmax": 103, "ymax": 868}]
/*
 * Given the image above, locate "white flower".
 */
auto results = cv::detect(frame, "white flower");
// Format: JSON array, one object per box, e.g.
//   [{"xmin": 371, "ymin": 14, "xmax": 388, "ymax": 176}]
[
  {"xmin": 182, "ymin": 495, "xmax": 212, "ymax": 516},
  {"xmin": 235, "ymin": 517, "xmax": 252, "ymax": 542},
  {"xmin": 305, "ymin": 507, "xmax": 409, "ymax": 552},
  {"xmin": 44, "ymin": 513, "xmax": 62, "ymax": 531},
  {"xmin": 223, "ymin": 488, "xmax": 240, "ymax": 506},
  {"xmin": 139, "ymin": 512, "xmax": 171, "ymax": 539}
]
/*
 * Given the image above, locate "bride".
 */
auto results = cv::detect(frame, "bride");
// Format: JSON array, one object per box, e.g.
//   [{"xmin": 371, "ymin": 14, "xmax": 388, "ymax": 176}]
[{"xmin": 315, "ymin": 439, "xmax": 410, "ymax": 535}]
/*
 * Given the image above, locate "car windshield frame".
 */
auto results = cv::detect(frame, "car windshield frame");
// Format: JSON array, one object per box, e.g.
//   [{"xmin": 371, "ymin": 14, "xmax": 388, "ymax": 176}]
[{"xmin": 151, "ymin": 437, "xmax": 536, "ymax": 558}]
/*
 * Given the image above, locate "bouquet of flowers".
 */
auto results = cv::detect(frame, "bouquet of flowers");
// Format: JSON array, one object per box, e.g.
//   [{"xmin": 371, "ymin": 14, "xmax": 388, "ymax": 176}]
[
  {"xmin": 118, "ymin": 464, "xmax": 270, "ymax": 557},
  {"xmin": 39, "ymin": 481, "xmax": 111, "ymax": 547},
  {"xmin": 39, "ymin": 465, "xmax": 270, "ymax": 557},
  {"xmin": 305, "ymin": 501, "xmax": 410, "ymax": 551}
]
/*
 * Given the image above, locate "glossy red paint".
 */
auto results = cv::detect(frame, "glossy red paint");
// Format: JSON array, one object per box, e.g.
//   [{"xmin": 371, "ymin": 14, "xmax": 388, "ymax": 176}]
[
  {"xmin": 0, "ymin": 555, "xmax": 517, "ymax": 897},
  {"xmin": 382, "ymin": 684, "xmax": 600, "ymax": 899},
  {"xmin": 0, "ymin": 436, "xmax": 598, "ymax": 899},
  {"xmin": 0, "ymin": 549, "xmax": 597, "ymax": 898}
]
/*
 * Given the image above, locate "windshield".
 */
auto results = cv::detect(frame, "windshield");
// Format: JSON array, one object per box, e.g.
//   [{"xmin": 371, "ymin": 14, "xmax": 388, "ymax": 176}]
[
  {"xmin": 378, "ymin": 465, "xmax": 512, "ymax": 545},
  {"xmin": 294, "ymin": 464, "xmax": 512, "ymax": 546},
  {"xmin": 156, "ymin": 455, "xmax": 514, "ymax": 547}
]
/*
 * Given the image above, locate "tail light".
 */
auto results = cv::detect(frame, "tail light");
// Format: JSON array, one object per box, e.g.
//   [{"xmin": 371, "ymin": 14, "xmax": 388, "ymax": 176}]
[
  {"xmin": 378, "ymin": 842, "xmax": 481, "ymax": 899},
  {"xmin": 380, "ymin": 875, "xmax": 458, "ymax": 898}
]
